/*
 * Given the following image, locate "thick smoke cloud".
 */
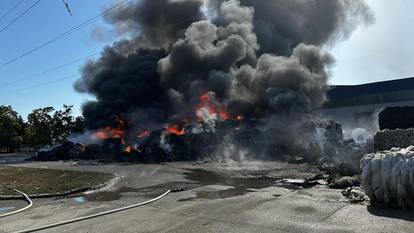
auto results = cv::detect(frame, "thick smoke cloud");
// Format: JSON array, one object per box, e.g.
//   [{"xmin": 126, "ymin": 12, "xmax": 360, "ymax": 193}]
[
  {"xmin": 229, "ymin": 44, "xmax": 335, "ymax": 118},
  {"xmin": 104, "ymin": 0, "xmax": 205, "ymax": 49},
  {"xmin": 75, "ymin": 0, "xmax": 373, "ymax": 145},
  {"xmin": 74, "ymin": 45, "xmax": 168, "ymax": 131},
  {"xmin": 158, "ymin": 0, "xmax": 259, "ymax": 118},
  {"xmin": 210, "ymin": 0, "xmax": 374, "ymax": 55}
]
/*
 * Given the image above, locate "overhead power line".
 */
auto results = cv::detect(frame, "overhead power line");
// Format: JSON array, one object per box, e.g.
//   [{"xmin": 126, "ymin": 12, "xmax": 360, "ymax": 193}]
[
  {"xmin": 62, "ymin": 0, "xmax": 72, "ymax": 16},
  {"xmin": 1, "ymin": 1, "xmax": 238, "ymax": 91},
  {"xmin": 0, "ymin": 0, "xmax": 238, "ymax": 95},
  {"xmin": 0, "ymin": 0, "xmax": 26, "ymax": 23},
  {"xmin": 1, "ymin": 52, "xmax": 99, "ymax": 87},
  {"xmin": 5, "ymin": 73, "xmax": 79, "ymax": 94},
  {"xmin": 0, "ymin": 0, "xmax": 41, "ymax": 34},
  {"xmin": 0, "ymin": 0, "xmax": 130, "ymax": 69},
  {"xmin": 0, "ymin": 0, "xmax": 237, "ymax": 70}
]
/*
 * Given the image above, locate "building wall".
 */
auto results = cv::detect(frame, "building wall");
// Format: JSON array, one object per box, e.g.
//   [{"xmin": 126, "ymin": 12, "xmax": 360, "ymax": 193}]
[
  {"xmin": 324, "ymin": 89, "xmax": 414, "ymax": 108},
  {"xmin": 317, "ymin": 79, "xmax": 414, "ymax": 137},
  {"xmin": 317, "ymin": 99, "xmax": 414, "ymax": 138}
]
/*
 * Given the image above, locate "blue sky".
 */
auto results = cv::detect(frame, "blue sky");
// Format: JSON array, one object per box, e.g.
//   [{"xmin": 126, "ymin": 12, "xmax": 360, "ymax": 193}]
[
  {"xmin": 331, "ymin": 0, "xmax": 414, "ymax": 85},
  {"xmin": 0, "ymin": 0, "xmax": 412, "ymax": 118},
  {"xmin": 0, "ymin": 0, "xmax": 115, "ymax": 117}
]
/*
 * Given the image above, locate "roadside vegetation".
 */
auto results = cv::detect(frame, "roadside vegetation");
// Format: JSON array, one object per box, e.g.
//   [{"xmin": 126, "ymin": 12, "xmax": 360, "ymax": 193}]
[
  {"xmin": 0, "ymin": 105, "xmax": 84, "ymax": 152},
  {"xmin": 0, "ymin": 166, "xmax": 114, "ymax": 196}
]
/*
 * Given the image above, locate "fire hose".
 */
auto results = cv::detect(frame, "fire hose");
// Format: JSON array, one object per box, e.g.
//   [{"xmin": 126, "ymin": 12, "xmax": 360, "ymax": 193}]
[
  {"xmin": 0, "ymin": 188, "xmax": 33, "ymax": 218},
  {"xmin": 14, "ymin": 189, "xmax": 171, "ymax": 233}
]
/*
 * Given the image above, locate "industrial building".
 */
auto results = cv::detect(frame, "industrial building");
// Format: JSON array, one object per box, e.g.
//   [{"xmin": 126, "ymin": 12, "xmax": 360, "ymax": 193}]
[{"xmin": 317, "ymin": 77, "xmax": 414, "ymax": 133}]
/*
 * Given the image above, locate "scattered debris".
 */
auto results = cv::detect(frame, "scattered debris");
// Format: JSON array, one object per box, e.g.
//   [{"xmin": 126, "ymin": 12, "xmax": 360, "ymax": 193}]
[
  {"xmin": 288, "ymin": 156, "xmax": 305, "ymax": 164},
  {"xmin": 341, "ymin": 187, "xmax": 369, "ymax": 204},
  {"xmin": 275, "ymin": 173, "xmax": 329, "ymax": 188},
  {"xmin": 170, "ymin": 186, "xmax": 187, "ymax": 193},
  {"xmin": 329, "ymin": 176, "xmax": 361, "ymax": 189}
]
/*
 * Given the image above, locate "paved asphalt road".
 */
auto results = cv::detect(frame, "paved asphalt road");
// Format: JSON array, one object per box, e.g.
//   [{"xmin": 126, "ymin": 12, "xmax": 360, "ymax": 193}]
[{"xmin": 1, "ymin": 160, "xmax": 414, "ymax": 233}]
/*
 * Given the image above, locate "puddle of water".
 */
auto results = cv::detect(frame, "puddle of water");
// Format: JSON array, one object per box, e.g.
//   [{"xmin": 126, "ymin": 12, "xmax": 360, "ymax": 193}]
[
  {"xmin": 73, "ymin": 197, "xmax": 86, "ymax": 203},
  {"xmin": 73, "ymin": 190, "xmax": 123, "ymax": 202},
  {"xmin": 0, "ymin": 154, "xmax": 32, "ymax": 165},
  {"xmin": 72, "ymin": 169, "xmax": 282, "ymax": 203},
  {"xmin": 72, "ymin": 183, "xmax": 195, "ymax": 202},
  {"xmin": 179, "ymin": 169, "xmax": 278, "ymax": 201},
  {"xmin": 0, "ymin": 207, "xmax": 16, "ymax": 212}
]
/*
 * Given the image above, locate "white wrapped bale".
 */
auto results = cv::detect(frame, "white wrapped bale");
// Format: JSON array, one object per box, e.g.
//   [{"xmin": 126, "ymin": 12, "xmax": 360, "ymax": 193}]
[{"xmin": 361, "ymin": 146, "xmax": 414, "ymax": 208}]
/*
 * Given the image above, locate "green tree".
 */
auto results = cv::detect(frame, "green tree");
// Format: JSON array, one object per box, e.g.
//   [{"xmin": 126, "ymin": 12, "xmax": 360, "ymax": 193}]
[
  {"xmin": 52, "ymin": 105, "xmax": 86, "ymax": 143},
  {"xmin": 0, "ymin": 106, "xmax": 25, "ymax": 152},
  {"xmin": 72, "ymin": 116, "xmax": 86, "ymax": 133},
  {"xmin": 26, "ymin": 105, "xmax": 86, "ymax": 147},
  {"xmin": 26, "ymin": 107, "xmax": 55, "ymax": 147}
]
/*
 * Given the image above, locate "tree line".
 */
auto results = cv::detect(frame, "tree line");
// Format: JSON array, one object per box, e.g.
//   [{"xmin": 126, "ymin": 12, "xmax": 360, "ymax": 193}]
[{"xmin": 0, "ymin": 105, "xmax": 84, "ymax": 153}]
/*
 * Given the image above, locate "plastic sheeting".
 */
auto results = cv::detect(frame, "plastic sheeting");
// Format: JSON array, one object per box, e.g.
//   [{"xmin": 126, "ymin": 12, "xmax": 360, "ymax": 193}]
[{"xmin": 361, "ymin": 146, "xmax": 414, "ymax": 208}]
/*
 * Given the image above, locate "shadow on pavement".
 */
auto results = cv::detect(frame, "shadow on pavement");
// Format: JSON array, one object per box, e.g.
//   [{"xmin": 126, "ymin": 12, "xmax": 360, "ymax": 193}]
[{"xmin": 367, "ymin": 205, "xmax": 414, "ymax": 221}]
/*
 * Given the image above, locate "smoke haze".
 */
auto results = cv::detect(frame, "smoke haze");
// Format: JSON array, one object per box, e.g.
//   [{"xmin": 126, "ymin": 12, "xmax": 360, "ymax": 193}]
[{"xmin": 75, "ymin": 0, "xmax": 374, "ymax": 158}]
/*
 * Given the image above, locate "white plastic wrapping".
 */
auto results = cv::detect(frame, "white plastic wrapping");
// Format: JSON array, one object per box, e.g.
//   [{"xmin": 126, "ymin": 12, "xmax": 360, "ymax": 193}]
[{"xmin": 361, "ymin": 146, "xmax": 414, "ymax": 208}]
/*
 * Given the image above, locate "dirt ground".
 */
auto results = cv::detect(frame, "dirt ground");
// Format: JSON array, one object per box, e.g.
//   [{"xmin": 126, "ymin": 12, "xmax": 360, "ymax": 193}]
[{"xmin": 0, "ymin": 166, "xmax": 114, "ymax": 196}]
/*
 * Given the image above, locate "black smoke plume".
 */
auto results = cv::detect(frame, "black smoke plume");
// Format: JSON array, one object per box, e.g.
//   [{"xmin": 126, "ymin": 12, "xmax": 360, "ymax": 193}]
[
  {"xmin": 104, "ymin": 0, "xmax": 205, "ymax": 49},
  {"xmin": 74, "ymin": 46, "xmax": 168, "ymax": 132},
  {"xmin": 75, "ymin": 0, "xmax": 374, "ymax": 158},
  {"xmin": 210, "ymin": 0, "xmax": 374, "ymax": 55}
]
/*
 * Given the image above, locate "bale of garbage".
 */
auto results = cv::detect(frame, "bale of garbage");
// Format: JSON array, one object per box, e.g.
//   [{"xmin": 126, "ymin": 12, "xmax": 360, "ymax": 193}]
[
  {"xmin": 374, "ymin": 128, "xmax": 414, "ymax": 151},
  {"xmin": 361, "ymin": 146, "xmax": 414, "ymax": 209},
  {"xmin": 36, "ymin": 141, "xmax": 84, "ymax": 161},
  {"xmin": 378, "ymin": 106, "xmax": 414, "ymax": 130}
]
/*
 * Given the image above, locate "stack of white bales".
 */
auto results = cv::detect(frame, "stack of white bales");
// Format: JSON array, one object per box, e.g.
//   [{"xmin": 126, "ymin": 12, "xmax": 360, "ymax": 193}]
[{"xmin": 361, "ymin": 146, "xmax": 414, "ymax": 208}]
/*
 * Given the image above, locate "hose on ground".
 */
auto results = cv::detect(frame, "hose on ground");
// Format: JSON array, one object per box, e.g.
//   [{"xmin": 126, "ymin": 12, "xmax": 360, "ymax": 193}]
[
  {"xmin": 15, "ymin": 190, "xmax": 171, "ymax": 233},
  {"xmin": 0, "ymin": 187, "xmax": 33, "ymax": 218}
]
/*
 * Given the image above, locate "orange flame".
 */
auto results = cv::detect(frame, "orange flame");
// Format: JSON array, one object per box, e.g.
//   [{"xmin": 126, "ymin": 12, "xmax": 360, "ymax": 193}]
[
  {"xmin": 166, "ymin": 124, "xmax": 186, "ymax": 135},
  {"xmin": 196, "ymin": 92, "xmax": 234, "ymax": 121},
  {"xmin": 95, "ymin": 126, "xmax": 124, "ymax": 140},
  {"xmin": 94, "ymin": 116, "xmax": 126, "ymax": 142},
  {"xmin": 95, "ymin": 129, "xmax": 110, "ymax": 140},
  {"xmin": 123, "ymin": 145, "xmax": 141, "ymax": 153},
  {"xmin": 219, "ymin": 110, "xmax": 230, "ymax": 120},
  {"xmin": 124, "ymin": 146, "xmax": 133, "ymax": 153}
]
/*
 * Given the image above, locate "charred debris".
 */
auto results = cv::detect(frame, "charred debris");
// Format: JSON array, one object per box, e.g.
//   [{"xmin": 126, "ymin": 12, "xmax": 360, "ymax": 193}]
[{"xmin": 35, "ymin": 117, "xmax": 372, "ymax": 176}]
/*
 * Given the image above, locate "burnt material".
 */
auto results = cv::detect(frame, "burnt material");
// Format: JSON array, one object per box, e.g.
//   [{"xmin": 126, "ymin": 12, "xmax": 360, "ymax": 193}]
[
  {"xmin": 379, "ymin": 106, "xmax": 414, "ymax": 130},
  {"xmin": 374, "ymin": 129, "xmax": 414, "ymax": 151},
  {"xmin": 34, "ymin": 118, "xmax": 370, "ymax": 170},
  {"xmin": 36, "ymin": 142, "xmax": 84, "ymax": 161}
]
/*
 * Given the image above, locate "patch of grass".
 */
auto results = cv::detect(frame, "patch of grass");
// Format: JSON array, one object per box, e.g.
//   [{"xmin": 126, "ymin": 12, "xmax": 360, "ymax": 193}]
[{"xmin": 0, "ymin": 166, "xmax": 115, "ymax": 196}]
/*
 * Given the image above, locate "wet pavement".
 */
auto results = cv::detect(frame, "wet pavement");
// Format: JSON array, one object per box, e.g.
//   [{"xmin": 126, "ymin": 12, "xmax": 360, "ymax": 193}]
[
  {"xmin": 0, "ymin": 153, "xmax": 33, "ymax": 165},
  {"xmin": 1, "ymin": 160, "xmax": 414, "ymax": 233},
  {"xmin": 178, "ymin": 169, "xmax": 278, "ymax": 201},
  {"xmin": 0, "ymin": 199, "xmax": 27, "ymax": 214}
]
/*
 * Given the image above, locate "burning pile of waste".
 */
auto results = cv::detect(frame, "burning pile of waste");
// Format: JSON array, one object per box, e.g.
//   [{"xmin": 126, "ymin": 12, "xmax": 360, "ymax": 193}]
[{"xmin": 36, "ymin": 0, "xmax": 373, "ymax": 163}]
